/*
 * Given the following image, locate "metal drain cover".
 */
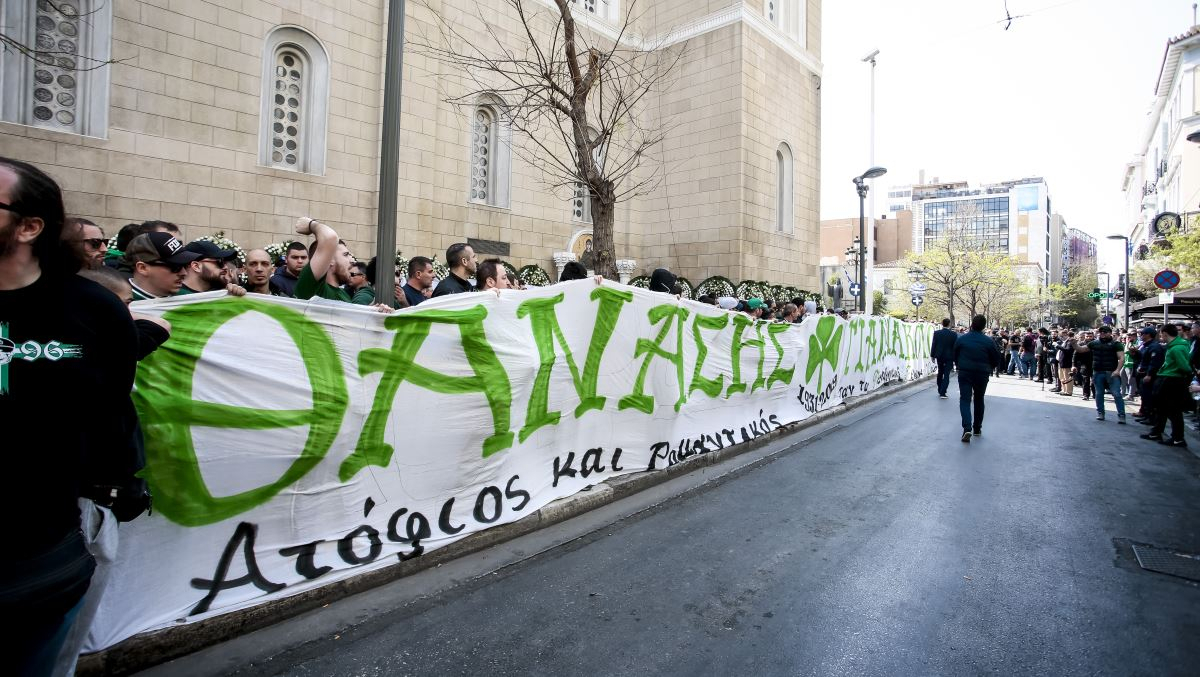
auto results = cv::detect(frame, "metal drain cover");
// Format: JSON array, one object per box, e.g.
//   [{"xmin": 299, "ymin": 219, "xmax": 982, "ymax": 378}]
[{"xmin": 1131, "ymin": 544, "xmax": 1200, "ymax": 582}]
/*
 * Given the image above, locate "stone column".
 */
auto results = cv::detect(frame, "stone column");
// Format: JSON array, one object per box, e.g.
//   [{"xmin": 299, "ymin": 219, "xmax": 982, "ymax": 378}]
[
  {"xmin": 552, "ymin": 252, "xmax": 576, "ymax": 281},
  {"xmin": 615, "ymin": 259, "xmax": 637, "ymax": 285}
]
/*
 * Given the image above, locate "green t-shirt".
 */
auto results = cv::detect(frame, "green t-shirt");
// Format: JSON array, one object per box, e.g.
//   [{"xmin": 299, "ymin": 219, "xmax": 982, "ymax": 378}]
[
  {"xmin": 294, "ymin": 264, "xmax": 351, "ymax": 303},
  {"xmin": 351, "ymin": 286, "xmax": 376, "ymax": 306}
]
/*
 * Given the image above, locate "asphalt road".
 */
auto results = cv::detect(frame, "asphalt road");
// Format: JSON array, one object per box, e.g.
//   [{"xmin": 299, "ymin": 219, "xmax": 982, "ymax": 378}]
[{"xmin": 150, "ymin": 375, "xmax": 1200, "ymax": 677}]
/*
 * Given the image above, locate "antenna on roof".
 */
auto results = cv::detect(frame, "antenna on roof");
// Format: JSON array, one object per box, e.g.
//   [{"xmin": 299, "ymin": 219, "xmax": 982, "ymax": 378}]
[{"xmin": 1194, "ymin": 3, "xmax": 1197, "ymax": 26}]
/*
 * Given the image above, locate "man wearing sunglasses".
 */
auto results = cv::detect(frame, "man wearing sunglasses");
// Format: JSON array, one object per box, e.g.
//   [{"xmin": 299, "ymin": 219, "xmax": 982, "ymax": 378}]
[
  {"xmin": 178, "ymin": 240, "xmax": 246, "ymax": 296},
  {"xmin": 66, "ymin": 217, "xmax": 107, "ymax": 269},
  {"xmin": 124, "ymin": 232, "xmax": 201, "ymax": 300}
]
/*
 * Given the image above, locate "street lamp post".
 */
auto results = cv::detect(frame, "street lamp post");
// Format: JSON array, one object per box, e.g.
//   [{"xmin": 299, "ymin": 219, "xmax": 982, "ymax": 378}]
[
  {"xmin": 1107, "ymin": 234, "xmax": 1130, "ymax": 329},
  {"xmin": 853, "ymin": 167, "xmax": 888, "ymax": 313},
  {"xmin": 862, "ymin": 49, "xmax": 879, "ymax": 314},
  {"xmin": 1098, "ymin": 271, "xmax": 1111, "ymax": 323}
]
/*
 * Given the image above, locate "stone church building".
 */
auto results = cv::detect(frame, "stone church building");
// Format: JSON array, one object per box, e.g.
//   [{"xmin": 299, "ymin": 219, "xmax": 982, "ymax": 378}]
[{"xmin": 0, "ymin": 0, "xmax": 821, "ymax": 290}]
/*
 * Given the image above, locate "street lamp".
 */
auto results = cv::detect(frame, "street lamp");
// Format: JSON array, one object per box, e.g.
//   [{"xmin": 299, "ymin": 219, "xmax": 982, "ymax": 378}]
[
  {"xmin": 1098, "ymin": 271, "xmax": 1111, "ymax": 323},
  {"xmin": 845, "ymin": 237, "xmax": 861, "ymax": 267},
  {"xmin": 1107, "ymin": 234, "xmax": 1130, "ymax": 329},
  {"xmin": 853, "ymin": 166, "xmax": 888, "ymax": 313}
]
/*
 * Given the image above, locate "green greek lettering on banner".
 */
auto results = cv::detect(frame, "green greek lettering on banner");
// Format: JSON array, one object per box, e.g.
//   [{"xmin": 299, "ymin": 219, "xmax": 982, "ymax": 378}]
[
  {"xmin": 863, "ymin": 318, "xmax": 878, "ymax": 369},
  {"xmin": 846, "ymin": 317, "xmax": 864, "ymax": 374},
  {"xmin": 618, "ymin": 304, "xmax": 691, "ymax": 414},
  {"xmin": 134, "ymin": 298, "xmax": 348, "ymax": 527},
  {"xmin": 346, "ymin": 305, "xmax": 513, "ymax": 482},
  {"xmin": 766, "ymin": 322, "xmax": 796, "ymax": 388},
  {"xmin": 806, "ymin": 315, "xmax": 843, "ymax": 392},
  {"xmin": 516, "ymin": 286, "xmax": 633, "ymax": 442},
  {"xmin": 891, "ymin": 319, "xmax": 906, "ymax": 359},
  {"xmin": 688, "ymin": 313, "xmax": 729, "ymax": 398},
  {"xmin": 725, "ymin": 315, "xmax": 766, "ymax": 397}
]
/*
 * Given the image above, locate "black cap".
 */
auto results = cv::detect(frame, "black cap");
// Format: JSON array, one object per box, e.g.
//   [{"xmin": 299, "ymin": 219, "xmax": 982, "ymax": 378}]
[
  {"xmin": 124, "ymin": 232, "xmax": 201, "ymax": 265},
  {"xmin": 183, "ymin": 240, "xmax": 237, "ymax": 261},
  {"xmin": 1140, "ymin": 326, "xmax": 1158, "ymax": 335}
]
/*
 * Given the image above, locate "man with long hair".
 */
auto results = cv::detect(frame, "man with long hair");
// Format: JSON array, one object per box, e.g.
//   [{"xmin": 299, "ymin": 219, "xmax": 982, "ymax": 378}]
[{"xmin": 0, "ymin": 157, "xmax": 143, "ymax": 674}]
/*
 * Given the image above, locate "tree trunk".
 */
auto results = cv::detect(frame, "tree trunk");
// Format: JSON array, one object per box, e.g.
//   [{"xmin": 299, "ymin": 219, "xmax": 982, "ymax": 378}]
[{"xmin": 591, "ymin": 197, "xmax": 618, "ymax": 279}]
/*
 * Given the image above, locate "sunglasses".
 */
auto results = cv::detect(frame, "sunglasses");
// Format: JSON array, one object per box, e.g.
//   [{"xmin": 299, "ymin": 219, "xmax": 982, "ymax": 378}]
[
  {"xmin": 349, "ymin": 272, "xmax": 365, "ymax": 278},
  {"xmin": 0, "ymin": 201, "xmax": 20, "ymax": 216},
  {"xmin": 73, "ymin": 238, "xmax": 106, "ymax": 248},
  {"xmin": 148, "ymin": 260, "xmax": 185, "ymax": 273}
]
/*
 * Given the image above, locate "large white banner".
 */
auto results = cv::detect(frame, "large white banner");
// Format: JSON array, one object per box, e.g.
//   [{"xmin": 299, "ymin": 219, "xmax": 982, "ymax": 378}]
[{"xmin": 89, "ymin": 281, "xmax": 934, "ymax": 651}]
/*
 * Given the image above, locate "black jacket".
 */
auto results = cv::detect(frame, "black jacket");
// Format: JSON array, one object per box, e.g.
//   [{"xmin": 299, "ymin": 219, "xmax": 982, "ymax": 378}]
[
  {"xmin": 432, "ymin": 272, "xmax": 474, "ymax": 297},
  {"xmin": 954, "ymin": 330, "xmax": 1002, "ymax": 373},
  {"xmin": 930, "ymin": 327, "xmax": 957, "ymax": 361}
]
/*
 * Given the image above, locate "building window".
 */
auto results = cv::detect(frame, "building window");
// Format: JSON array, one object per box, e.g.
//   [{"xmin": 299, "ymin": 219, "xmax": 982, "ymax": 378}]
[
  {"xmin": 776, "ymin": 143, "xmax": 793, "ymax": 233},
  {"xmin": 763, "ymin": 0, "xmax": 805, "ymax": 43},
  {"xmin": 259, "ymin": 27, "xmax": 329, "ymax": 174},
  {"xmin": 0, "ymin": 0, "xmax": 112, "ymax": 136},
  {"xmin": 469, "ymin": 96, "xmax": 510, "ymax": 208},
  {"xmin": 569, "ymin": 0, "xmax": 615, "ymax": 21}
]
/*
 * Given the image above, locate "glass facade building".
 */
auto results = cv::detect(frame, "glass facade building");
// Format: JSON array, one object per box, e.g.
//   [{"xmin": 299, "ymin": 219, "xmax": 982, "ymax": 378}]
[{"xmin": 922, "ymin": 196, "xmax": 1010, "ymax": 251}]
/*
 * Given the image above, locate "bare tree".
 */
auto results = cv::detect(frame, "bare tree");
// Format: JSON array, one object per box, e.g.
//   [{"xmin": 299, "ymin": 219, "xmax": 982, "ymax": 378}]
[
  {"xmin": 414, "ymin": 0, "xmax": 686, "ymax": 278},
  {"xmin": 0, "ymin": 2, "xmax": 120, "ymax": 73},
  {"xmin": 906, "ymin": 202, "xmax": 1019, "ymax": 325}
]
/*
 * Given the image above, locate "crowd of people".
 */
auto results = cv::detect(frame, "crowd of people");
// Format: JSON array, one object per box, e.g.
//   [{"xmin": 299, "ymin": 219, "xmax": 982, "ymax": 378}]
[
  {"xmin": 932, "ymin": 318, "xmax": 1200, "ymax": 447},
  {"xmin": 15, "ymin": 150, "xmax": 1198, "ymax": 675}
]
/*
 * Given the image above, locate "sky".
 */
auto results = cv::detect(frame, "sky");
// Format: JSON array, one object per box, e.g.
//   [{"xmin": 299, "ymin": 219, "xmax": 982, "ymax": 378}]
[{"xmin": 819, "ymin": 0, "xmax": 1189, "ymax": 275}]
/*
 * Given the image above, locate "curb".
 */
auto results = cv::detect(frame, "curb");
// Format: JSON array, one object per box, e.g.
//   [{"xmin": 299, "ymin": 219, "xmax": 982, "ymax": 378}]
[{"xmin": 80, "ymin": 373, "xmax": 933, "ymax": 676}]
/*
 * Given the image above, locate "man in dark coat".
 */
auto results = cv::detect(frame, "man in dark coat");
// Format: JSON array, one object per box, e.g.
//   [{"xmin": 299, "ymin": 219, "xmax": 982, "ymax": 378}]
[
  {"xmin": 930, "ymin": 318, "xmax": 957, "ymax": 399},
  {"xmin": 953, "ymin": 314, "xmax": 1003, "ymax": 443}
]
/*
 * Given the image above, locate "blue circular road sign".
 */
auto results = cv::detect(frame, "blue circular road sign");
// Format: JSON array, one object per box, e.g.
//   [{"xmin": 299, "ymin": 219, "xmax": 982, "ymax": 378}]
[{"xmin": 1154, "ymin": 269, "xmax": 1180, "ymax": 290}]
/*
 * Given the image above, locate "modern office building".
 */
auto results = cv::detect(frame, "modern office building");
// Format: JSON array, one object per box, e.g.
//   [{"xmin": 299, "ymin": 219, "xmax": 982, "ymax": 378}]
[
  {"xmin": 0, "ymin": 0, "xmax": 824, "ymax": 288},
  {"xmin": 1065, "ymin": 228, "xmax": 1097, "ymax": 277},
  {"xmin": 905, "ymin": 176, "xmax": 1052, "ymax": 286}
]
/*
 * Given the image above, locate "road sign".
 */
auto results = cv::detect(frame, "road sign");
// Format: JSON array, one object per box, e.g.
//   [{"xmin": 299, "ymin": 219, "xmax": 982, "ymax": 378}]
[
  {"xmin": 908, "ymin": 283, "xmax": 927, "ymax": 296},
  {"xmin": 911, "ymin": 295, "xmax": 924, "ymax": 306},
  {"xmin": 849, "ymin": 282, "xmax": 861, "ymax": 298},
  {"xmin": 1154, "ymin": 269, "xmax": 1180, "ymax": 290},
  {"xmin": 1158, "ymin": 292, "xmax": 1175, "ymax": 304}
]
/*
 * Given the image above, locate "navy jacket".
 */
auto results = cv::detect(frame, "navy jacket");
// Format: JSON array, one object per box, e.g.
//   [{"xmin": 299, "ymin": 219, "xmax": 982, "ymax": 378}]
[
  {"xmin": 930, "ymin": 327, "xmax": 957, "ymax": 362},
  {"xmin": 954, "ymin": 330, "xmax": 1002, "ymax": 374},
  {"xmin": 1138, "ymin": 339, "xmax": 1165, "ymax": 376}
]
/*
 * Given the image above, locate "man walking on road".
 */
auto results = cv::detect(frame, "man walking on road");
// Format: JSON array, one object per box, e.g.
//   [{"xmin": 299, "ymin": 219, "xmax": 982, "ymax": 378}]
[
  {"xmin": 930, "ymin": 318, "xmax": 957, "ymax": 399},
  {"xmin": 954, "ymin": 314, "xmax": 1003, "ymax": 443}
]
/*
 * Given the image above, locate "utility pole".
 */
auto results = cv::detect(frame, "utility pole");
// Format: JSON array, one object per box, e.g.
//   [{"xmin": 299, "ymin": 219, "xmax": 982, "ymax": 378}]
[
  {"xmin": 374, "ymin": 0, "xmax": 407, "ymax": 307},
  {"xmin": 862, "ymin": 49, "xmax": 879, "ymax": 315}
]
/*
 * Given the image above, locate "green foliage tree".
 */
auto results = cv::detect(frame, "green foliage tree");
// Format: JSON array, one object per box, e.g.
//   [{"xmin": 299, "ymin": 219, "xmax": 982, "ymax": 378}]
[
  {"xmin": 903, "ymin": 203, "xmax": 1040, "ymax": 326},
  {"xmin": 1048, "ymin": 263, "xmax": 1100, "ymax": 327}
]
